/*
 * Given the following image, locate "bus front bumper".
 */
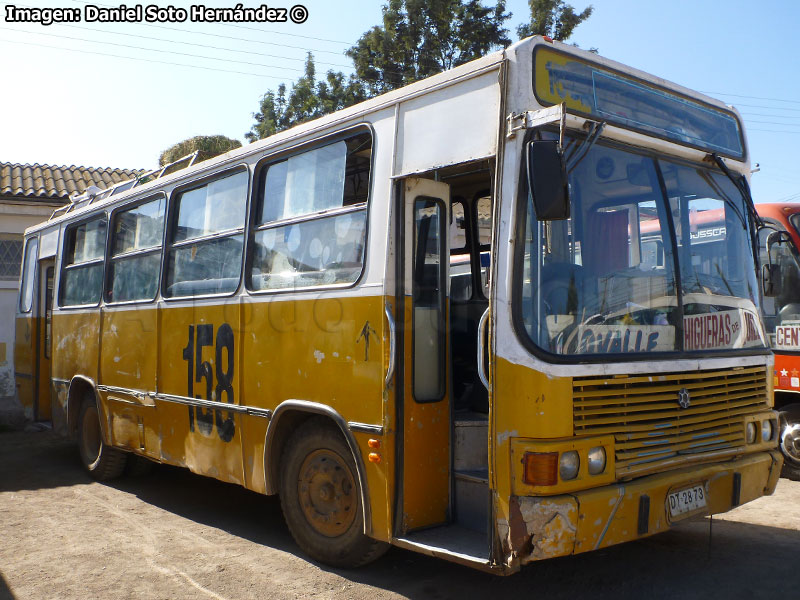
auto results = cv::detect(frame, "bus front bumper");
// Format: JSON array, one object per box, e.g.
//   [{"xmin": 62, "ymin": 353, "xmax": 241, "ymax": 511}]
[{"xmin": 504, "ymin": 450, "xmax": 782, "ymax": 566}]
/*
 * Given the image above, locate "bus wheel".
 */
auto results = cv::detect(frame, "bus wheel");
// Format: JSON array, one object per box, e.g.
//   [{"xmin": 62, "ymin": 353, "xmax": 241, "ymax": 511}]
[
  {"xmin": 779, "ymin": 404, "xmax": 800, "ymax": 481},
  {"xmin": 126, "ymin": 454, "xmax": 155, "ymax": 477},
  {"xmin": 279, "ymin": 418, "xmax": 388, "ymax": 568},
  {"xmin": 77, "ymin": 397, "xmax": 127, "ymax": 481}
]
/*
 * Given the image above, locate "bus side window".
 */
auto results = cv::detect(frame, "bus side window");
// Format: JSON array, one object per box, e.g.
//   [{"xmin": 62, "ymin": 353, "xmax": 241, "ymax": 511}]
[
  {"xmin": 249, "ymin": 131, "xmax": 372, "ymax": 291},
  {"xmin": 61, "ymin": 217, "xmax": 107, "ymax": 307},
  {"xmin": 19, "ymin": 237, "xmax": 38, "ymax": 313},
  {"xmin": 107, "ymin": 196, "xmax": 166, "ymax": 303},
  {"xmin": 164, "ymin": 170, "xmax": 248, "ymax": 298}
]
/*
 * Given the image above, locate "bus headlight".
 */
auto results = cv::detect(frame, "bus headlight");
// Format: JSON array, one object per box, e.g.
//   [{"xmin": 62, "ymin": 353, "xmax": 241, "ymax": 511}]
[
  {"xmin": 587, "ymin": 446, "xmax": 606, "ymax": 475},
  {"xmin": 746, "ymin": 422, "xmax": 757, "ymax": 444},
  {"xmin": 559, "ymin": 451, "xmax": 580, "ymax": 480},
  {"xmin": 761, "ymin": 420, "xmax": 774, "ymax": 442}
]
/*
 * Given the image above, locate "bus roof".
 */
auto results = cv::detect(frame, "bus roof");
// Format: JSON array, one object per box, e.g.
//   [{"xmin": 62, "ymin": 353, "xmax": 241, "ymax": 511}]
[{"xmin": 24, "ymin": 36, "xmax": 744, "ymax": 237}]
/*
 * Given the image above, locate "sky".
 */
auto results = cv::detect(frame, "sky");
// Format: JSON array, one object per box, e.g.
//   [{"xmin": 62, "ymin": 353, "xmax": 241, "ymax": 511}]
[{"xmin": 1, "ymin": 0, "xmax": 799, "ymax": 204}]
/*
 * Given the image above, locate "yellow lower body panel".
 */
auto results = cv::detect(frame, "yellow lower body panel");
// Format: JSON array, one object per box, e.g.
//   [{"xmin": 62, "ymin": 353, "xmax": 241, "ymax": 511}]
[{"xmin": 504, "ymin": 451, "xmax": 782, "ymax": 567}]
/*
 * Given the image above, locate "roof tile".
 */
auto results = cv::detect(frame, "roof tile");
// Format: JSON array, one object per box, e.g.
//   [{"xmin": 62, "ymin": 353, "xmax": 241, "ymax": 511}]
[{"xmin": 0, "ymin": 161, "xmax": 144, "ymax": 202}]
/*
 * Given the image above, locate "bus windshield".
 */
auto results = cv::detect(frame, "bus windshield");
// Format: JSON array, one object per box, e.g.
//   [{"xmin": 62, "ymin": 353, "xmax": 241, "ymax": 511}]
[{"xmin": 519, "ymin": 132, "xmax": 766, "ymax": 357}]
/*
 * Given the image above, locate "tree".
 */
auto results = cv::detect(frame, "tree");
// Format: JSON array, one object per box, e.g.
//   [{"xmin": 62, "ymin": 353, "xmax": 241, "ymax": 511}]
[
  {"xmin": 517, "ymin": 0, "xmax": 593, "ymax": 42},
  {"xmin": 246, "ymin": 1, "xmax": 516, "ymax": 139},
  {"xmin": 159, "ymin": 135, "xmax": 242, "ymax": 166},
  {"xmin": 246, "ymin": 84, "xmax": 288, "ymax": 142},
  {"xmin": 246, "ymin": 53, "xmax": 364, "ymax": 141},
  {"xmin": 346, "ymin": 0, "xmax": 511, "ymax": 96}
]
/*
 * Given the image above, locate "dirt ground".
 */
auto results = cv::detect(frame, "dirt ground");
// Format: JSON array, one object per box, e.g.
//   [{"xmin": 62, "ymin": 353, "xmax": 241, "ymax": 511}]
[{"xmin": 1, "ymin": 429, "xmax": 798, "ymax": 600}]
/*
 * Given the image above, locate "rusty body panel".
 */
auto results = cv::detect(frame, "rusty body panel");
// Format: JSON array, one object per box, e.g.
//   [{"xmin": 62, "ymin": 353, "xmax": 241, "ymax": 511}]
[{"xmin": 499, "ymin": 450, "xmax": 781, "ymax": 568}]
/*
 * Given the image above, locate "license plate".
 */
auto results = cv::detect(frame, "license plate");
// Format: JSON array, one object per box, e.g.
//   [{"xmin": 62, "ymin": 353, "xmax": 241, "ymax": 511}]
[{"xmin": 668, "ymin": 484, "xmax": 707, "ymax": 518}]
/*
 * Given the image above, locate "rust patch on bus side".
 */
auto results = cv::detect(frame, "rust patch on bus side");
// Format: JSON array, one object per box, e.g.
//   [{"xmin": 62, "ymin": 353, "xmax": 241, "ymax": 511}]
[{"xmin": 504, "ymin": 496, "xmax": 578, "ymax": 564}]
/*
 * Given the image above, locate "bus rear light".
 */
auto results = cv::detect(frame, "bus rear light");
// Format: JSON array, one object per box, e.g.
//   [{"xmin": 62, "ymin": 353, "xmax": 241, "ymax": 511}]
[
  {"xmin": 523, "ymin": 452, "xmax": 558, "ymax": 486},
  {"xmin": 368, "ymin": 452, "xmax": 381, "ymax": 463},
  {"xmin": 368, "ymin": 439, "xmax": 381, "ymax": 449}
]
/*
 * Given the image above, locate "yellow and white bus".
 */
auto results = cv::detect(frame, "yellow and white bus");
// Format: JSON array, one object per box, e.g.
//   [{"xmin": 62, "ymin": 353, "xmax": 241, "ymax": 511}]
[{"xmin": 14, "ymin": 36, "xmax": 782, "ymax": 573}]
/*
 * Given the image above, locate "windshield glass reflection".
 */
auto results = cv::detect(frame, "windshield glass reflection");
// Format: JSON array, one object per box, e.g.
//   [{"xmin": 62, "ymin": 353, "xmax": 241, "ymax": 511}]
[{"xmin": 520, "ymin": 133, "xmax": 766, "ymax": 357}]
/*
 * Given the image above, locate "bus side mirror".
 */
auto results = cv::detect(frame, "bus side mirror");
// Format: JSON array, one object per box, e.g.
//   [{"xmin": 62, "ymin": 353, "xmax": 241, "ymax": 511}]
[
  {"xmin": 762, "ymin": 263, "xmax": 782, "ymax": 297},
  {"xmin": 527, "ymin": 140, "xmax": 570, "ymax": 221}
]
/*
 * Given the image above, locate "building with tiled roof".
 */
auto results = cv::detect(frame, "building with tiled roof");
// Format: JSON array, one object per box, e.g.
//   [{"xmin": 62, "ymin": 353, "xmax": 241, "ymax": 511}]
[
  {"xmin": 0, "ymin": 161, "xmax": 141, "ymax": 408},
  {"xmin": 0, "ymin": 162, "xmax": 141, "ymax": 202}
]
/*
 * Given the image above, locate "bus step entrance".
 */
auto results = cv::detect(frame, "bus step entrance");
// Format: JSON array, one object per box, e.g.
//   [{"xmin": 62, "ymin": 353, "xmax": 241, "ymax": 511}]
[
  {"xmin": 395, "ymin": 524, "xmax": 490, "ymax": 569},
  {"xmin": 454, "ymin": 413, "xmax": 489, "ymax": 533}
]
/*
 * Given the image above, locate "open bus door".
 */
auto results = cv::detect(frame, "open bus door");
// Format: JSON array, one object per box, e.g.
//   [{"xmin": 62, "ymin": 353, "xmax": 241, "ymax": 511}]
[{"xmin": 398, "ymin": 178, "xmax": 451, "ymax": 532}]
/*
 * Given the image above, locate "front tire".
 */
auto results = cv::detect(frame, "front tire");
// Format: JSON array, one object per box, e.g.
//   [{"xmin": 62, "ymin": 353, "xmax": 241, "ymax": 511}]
[
  {"xmin": 279, "ymin": 418, "xmax": 388, "ymax": 568},
  {"xmin": 779, "ymin": 404, "xmax": 800, "ymax": 481},
  {"xmin": 77, "ymin": 397, "xmax": 127, "ymax": 481}
]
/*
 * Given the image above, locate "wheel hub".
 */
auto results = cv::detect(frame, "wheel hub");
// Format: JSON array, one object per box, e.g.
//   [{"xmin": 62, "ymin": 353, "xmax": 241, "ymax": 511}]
[
  {"xmin": 782, "ymin": 423, "xmax": 800, "ymax": 466},
  {"xmin": 297, "ymin": 449, "xmax": 357, "ymax": 537}
]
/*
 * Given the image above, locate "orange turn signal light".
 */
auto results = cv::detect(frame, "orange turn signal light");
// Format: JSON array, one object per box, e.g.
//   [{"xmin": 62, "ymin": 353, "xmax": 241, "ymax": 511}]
[
  {"xmin": 368, "ymin": 439, "xmax": 381, "ymax": 449},
  {"xmin": 368, "ymin": 453, "xmax": 381, "ymax": 463},
  {"xmin": 523, "ymin": 452, "xmax": 558, "ymax": 486}
]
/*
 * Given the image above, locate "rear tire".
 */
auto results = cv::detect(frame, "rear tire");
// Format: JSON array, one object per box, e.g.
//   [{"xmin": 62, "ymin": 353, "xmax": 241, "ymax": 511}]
[
  {"xmin": 779, "ymin": 404, "xmax": 800, "ymax": 481},
  {"xmin": 77, "ymin": 397, "xmax": 127, "ymax": 481},
  {"xmin": 126, "ymin": 454, "xmax": 155, "ymax": 477},
  {"xmin": 279, "ymin": 418, "xmax": 388, "ymax": 568}
]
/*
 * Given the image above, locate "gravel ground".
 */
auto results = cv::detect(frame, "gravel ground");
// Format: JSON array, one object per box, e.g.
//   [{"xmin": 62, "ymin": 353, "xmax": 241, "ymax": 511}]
[{"xmin": 1, "ymin": 429, "xmax": 798, "ymax": 600}]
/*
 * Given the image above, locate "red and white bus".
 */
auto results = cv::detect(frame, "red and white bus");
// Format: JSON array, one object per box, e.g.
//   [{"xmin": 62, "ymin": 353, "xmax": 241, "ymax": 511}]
[{"xmin": 756, "ymin": 203, "xmax": 800, "ymax": 479}]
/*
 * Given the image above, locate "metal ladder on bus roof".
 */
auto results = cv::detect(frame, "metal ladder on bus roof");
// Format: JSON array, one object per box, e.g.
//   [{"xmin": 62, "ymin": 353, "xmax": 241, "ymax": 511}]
[{"xmin": 49, "ymin": 150, "xmax": 200, "ymax": 221}]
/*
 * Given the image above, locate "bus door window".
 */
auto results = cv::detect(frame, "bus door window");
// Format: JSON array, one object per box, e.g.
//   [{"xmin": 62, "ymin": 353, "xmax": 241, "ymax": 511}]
[{"xmin": 413, "ymin": 198, "xmax": 446, "ymax": 402}]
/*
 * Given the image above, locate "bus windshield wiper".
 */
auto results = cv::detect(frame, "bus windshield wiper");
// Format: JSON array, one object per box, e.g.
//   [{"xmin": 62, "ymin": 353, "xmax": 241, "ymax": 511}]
[
  {"xmin": 710, "ymin": 153, "xmax": 762, "ymax": 228},
  {"xmin": 566, "ymin": 121, "xmax": 605, "ymax": 174}
]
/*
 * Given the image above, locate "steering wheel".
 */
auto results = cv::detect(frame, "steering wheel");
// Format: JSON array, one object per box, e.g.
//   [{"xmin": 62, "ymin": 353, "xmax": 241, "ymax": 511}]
[{"xmin": 538, "ymin": 263, "xmax": 584, "ymax": 316}]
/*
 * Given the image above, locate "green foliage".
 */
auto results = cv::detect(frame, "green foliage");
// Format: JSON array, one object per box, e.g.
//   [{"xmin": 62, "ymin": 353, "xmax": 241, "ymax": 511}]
[
  {"xmin": 346, "ymin": 0, "xmax": 511, "ymax": 96},
  {"xmin": 246, "ymin": 0, "xmax": 595, "ymax": 140},
  {"xmin": 246, "ymin": 53, "xmax": 365, "ymax": 141},
  {"xmin": 517, "ymin": 0, "xmax": 593, "ymax": 41},
  {"xmin": 158, "ymin": 135, "xmax": 242, "ymax": 166}
]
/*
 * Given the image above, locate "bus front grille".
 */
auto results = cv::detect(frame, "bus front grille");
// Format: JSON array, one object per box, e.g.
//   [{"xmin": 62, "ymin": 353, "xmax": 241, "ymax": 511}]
[{"xmin": 572, "ymin": 366, "xmax": 768, "ymax": 478}]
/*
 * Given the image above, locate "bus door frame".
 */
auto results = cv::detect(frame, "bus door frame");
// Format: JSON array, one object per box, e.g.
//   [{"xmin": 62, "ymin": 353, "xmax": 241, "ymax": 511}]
[
  {"xmin": 33, "ymin": 258, "xmax": 55, "ymax": 421},
  {"xmin": 394, "ymin": 177, "xmax": 452, "ymax": 534}
]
